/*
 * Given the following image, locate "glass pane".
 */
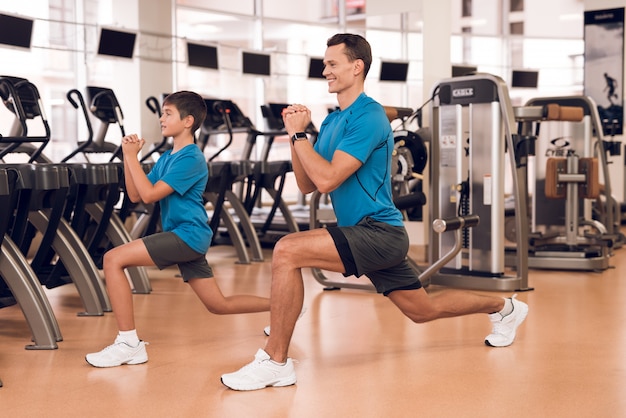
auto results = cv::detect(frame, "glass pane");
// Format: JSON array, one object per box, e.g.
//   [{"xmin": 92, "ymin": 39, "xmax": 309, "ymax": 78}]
[
  {"xmin": 177, "ymin": 8, "xmax": 257, "ymax": 49},
  {"xmin": 176, "ymin": 0, "xmax": 254, "ymax": 16},
  {"xmin": 263, "ymin": 2, "xmax": 328, "ymax": 23}
]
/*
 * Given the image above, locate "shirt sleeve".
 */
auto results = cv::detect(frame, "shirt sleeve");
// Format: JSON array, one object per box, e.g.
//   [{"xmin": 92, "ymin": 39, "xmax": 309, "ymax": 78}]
[{"xmin": 336, "ymin": 103, "xmax": 389, "ymax": 163}]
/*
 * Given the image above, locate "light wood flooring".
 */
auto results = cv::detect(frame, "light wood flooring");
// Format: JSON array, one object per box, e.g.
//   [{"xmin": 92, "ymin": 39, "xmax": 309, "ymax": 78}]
[{"xmin": 1, "ymin": 241, "xmax": 626, "ymax": 417}]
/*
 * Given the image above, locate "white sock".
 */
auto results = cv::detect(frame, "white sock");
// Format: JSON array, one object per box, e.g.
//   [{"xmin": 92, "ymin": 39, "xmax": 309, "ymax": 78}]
[
  {"xmin": 499, "ymin": 297, "xmax": 514, "ymax": 318},
  {"xmin": 118, "ymin": 329, "xmax": 140, "ymax": 346}
]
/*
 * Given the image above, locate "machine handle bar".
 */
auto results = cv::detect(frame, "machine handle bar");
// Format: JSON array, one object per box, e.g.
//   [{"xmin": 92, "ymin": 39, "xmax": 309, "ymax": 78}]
[
  {"xmin": 432, "ymin": 214, "xmax": 480, "ymax": 234},
  {"xmin": 543, "ymin": 104, "xmax": 583, "ymax": 122}
]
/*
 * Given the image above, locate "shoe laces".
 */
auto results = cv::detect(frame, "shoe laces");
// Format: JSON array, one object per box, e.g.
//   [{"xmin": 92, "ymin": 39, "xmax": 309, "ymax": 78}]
[
  {"xmin": 104, "ymin": 340, "xmax": 146, "ymax": 351},
  {"xmin": 239, "ymin": 355, "xmax": 268, "ymax": 373},
  {"xmin": 103, "ymin": 341, "xmax": 127, "ymax": 351},
  {"xmin": 490, "ymin": 320, "xmax": 508, "ymax": 335},
  {"xmin": 239, "ymin": 352, "xmax": 297, "ymax": 374}
]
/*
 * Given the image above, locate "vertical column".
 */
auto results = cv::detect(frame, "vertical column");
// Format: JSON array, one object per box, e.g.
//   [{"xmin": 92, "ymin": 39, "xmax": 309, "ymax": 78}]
[
  {"xmin": 421, "ymin": 0, "xmax": 451, "ymax": 247},
  {"xmin": 422, "ymin": 0, "xmax": 451, "ymax": 116},
  {"xmin": 137, "ymin": 0, "xmax": 174, "ymax": 143}
]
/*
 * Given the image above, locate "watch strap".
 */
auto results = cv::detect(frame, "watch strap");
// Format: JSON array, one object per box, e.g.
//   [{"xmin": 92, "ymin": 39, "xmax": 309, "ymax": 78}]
[{"xmin": 291, "ymin": 132, "xmax": 308, "ymax": 145}]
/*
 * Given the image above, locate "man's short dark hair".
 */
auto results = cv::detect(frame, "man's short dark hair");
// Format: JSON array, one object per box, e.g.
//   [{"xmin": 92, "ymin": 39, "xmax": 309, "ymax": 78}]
[
  {"xmin": 163, "ymin": 91, "xmax": 207, "ymax": 132},
  {"xmin": 327, "ymin": 33, "xmax": 372, "ymax": 78}
]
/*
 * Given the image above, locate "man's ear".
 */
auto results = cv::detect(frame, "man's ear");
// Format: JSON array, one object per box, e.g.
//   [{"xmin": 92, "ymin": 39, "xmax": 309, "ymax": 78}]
[{"xmin": 353, "ymin": 59, "xmax": 364, "ymax": 76}]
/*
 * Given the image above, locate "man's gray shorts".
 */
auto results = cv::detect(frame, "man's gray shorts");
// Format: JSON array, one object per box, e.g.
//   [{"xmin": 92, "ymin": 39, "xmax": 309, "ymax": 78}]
[{"xmin": 326, "ymin": 217, "xmax": 422, "ymax": 296}]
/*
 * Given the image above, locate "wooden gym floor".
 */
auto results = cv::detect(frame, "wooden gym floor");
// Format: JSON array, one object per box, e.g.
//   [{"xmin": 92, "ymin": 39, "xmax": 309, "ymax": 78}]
[{"xmin": 1, "ymin": 240, "xmax": 625, "ymax": 417}]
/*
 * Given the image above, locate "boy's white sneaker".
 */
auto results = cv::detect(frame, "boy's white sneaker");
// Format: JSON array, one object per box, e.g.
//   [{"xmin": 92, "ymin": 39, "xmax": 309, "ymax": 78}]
[{"xmin": 86, "ymin": 337, "xmax": 149, "ymax": 367}]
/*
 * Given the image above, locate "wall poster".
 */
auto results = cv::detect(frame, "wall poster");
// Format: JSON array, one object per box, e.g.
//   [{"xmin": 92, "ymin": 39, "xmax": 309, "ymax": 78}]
[{"xmin": 584, "ymin": 7, "xmax": 624, "ymax": 137}]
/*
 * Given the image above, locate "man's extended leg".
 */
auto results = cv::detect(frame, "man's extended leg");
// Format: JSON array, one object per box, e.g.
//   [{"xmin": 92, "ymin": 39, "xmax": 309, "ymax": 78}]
[
  {"xmin": 388, "ymin": 287, "xmax": 528, "ymax": 346},
  {"xmin": 388, "ymin": 287, "xmax": 503, "ymax": 323}
]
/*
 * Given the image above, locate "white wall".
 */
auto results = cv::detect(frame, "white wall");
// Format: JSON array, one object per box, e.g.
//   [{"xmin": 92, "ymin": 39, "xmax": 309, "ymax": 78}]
[{"xmin": 137, "ymin": 0, "xmax": 174, "ymax": 143}]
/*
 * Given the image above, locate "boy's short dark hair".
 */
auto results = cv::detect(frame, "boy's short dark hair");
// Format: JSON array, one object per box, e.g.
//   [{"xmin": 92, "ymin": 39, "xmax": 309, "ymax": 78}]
[
  {"xmin": 163, "ymin": 91, "xmax": 207, "ymax": 132},
  {"xmin": 327, "ymin": 33, "xmax": 372, "ymax": 78}
]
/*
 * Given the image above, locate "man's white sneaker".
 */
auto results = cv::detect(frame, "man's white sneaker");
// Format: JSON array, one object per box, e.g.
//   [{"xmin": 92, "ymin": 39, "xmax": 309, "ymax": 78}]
[
  {"xmin": 485, "ymin": 295, "xmax": 528, "ymax": 347},
  {"xmin": 264, "ymin": 307, "xmax": 307, "ymax": 336},
  {"xmin": 221, "ymin": 349, "xmax": 296, "ymax": 391},
  {"xmin": 85, "ymin": 337, "xmax": 149, "ymax": 367}
]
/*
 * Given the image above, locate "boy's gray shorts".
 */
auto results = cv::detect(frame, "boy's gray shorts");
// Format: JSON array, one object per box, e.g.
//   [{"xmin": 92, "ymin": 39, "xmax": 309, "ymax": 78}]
[{"xmin": 142, "ymin": 232, "xmax": 213, "ymax": 282}]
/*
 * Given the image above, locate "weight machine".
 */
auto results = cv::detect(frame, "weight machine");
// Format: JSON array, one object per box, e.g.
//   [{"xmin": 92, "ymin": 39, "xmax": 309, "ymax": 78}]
[
  {"xmin": 428, "ymin": 73, "xmax": 531, "ymax": 292},
  {"xmin": 515, "ymin": 95, "xmax": 620, "ymax": 271}
]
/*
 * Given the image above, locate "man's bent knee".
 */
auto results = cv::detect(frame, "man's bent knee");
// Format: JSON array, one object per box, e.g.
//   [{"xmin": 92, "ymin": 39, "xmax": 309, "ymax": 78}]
[
  {"xmin": 388, "ymin": 290, "xmax": 439, "ymax": 323},
  {"xmin": 273, "ymin": 233, "xmax": 314, "ymax": 263}
]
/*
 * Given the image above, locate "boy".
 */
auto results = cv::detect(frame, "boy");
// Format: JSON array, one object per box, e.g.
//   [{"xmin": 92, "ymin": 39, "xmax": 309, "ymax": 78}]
[{"xmin": 86, "ymin": 91, "xmax": 270, "ymax": 367}]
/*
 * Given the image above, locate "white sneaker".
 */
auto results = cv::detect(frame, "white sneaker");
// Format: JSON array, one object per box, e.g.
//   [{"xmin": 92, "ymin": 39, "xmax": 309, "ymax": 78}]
[
  {"xmin": 221, "ymin": 349, "xmax": 296, "ymax": 391},
  {"xmin": 86, "ymin": 337, "xmax": 149, "ymax": 367},
  {"xmin": 264, "ymin": 307, "xmax": 307, "ymax": 336},
  {"xmin": 485, "ymin": 295, "xmax": 528, "ymax": 347}
]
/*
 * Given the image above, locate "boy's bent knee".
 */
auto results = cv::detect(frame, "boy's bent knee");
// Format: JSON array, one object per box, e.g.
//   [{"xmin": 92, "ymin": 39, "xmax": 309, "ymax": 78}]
[{"xmin": 102, "ymin": 250, "xmax": 116, "ymax": 269}]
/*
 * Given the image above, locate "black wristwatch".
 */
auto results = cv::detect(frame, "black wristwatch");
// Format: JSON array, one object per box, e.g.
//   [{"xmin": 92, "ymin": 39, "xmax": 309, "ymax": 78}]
[{"xmin": 291, "ymin": 132, "xmax": 308, "ymax": 145}]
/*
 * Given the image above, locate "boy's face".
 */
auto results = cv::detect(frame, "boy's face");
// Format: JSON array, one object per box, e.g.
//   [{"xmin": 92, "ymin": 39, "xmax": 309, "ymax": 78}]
[{"xmin": 160, "ymin": 103, "xmax": 192, "ymax": 137}]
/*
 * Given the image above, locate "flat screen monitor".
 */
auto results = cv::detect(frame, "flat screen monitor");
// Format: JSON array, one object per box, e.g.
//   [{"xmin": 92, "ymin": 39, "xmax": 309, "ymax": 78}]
[
  {"xmin": 308, "ymin": 57, "xmax": 326, "ymax": 79},
  {"xmin": 86, "ymin": 86, "xmax": 122, "ymax": 123},
  {"xmin": 242, "ymin": 51, "xmax": 271, "ymax": 76},
  {"xmin": 451, "ymin": 65, "xmax": 477, "ymax": 77},
  {"xmin": 97, "ymin": 28, "xmax": 136, "ymax": 59},
  {"xmin": 187, "ymin": 42, "xmax": 218, "ymax": 69},
  {"xmin": 203, "ymin": 98, "xmax": 250, "ymax": 130},
  {"xmin": 511, "ymin": 70, "xmax": 539, "ymax": 88},
  {"xmin": 380, "ymin": 61, "xmax": 409, "ymax": 82},
  {"xmin": 261, "ymin": 103, "xmax": 290, "ymax": 130},
  {"xmin": 0, "ymin": 14, "xmax": 33, "ymax": 49}
]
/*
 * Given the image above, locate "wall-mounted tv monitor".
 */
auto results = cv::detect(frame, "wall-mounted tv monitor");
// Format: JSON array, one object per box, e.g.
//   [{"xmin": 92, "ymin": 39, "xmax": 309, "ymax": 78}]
[
  {"xmin": 187, "ymin": 42, "xmax": 218, "ymax": 69},
  {"xmin": 242, "ymin": 51, "xmax": 271, "ymax": 76},
  {"xmin": 511, "ymin": 70, "xmax": 539, "ymax": 88},
  {"xmin": 451, "ymin": 65, "xmax": 477, "ymax": 77},
  {"xmin": 308, "ymin": 57, "xmax": 326, "ymax": 79},
  {"xmin": 0, "ymin": 14, "xmax": 33, "ymax": 49},
  {"xmin": 97, "ymin": 28, "xmax": 136, "ymax": 59},
  {"xmin": 380, "ymin": 61, "xmax": 409, "ymax": 82}
]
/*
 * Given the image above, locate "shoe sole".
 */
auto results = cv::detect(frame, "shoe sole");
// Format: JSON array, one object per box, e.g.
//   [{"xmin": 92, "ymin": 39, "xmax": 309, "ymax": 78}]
[
  {"xmin": 85, "ymin": 356, "xmax": 148, "ymax": 368},
  {"xmin": 484, "ymin": 302, "xmax": 529, "ymax": 347},
  {"xmin": 220, "ymin": 375, "xmax": 296, "ymax": 391}
]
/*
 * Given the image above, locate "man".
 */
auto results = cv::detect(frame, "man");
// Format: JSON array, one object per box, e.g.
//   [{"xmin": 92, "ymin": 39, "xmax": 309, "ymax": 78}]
[{"xmin": 221, "ymin": 33, "xmax": 528, "ymax": 391}]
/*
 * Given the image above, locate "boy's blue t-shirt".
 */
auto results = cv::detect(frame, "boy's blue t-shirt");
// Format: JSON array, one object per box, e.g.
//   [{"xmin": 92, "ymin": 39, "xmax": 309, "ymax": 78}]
[
  {"xmin": 314, "ymin": 93, "xmax": 404, "ymax": 227},
  {"xmin": 146, "ymin": 143, "xmax": 213, "ymax": 254}
]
